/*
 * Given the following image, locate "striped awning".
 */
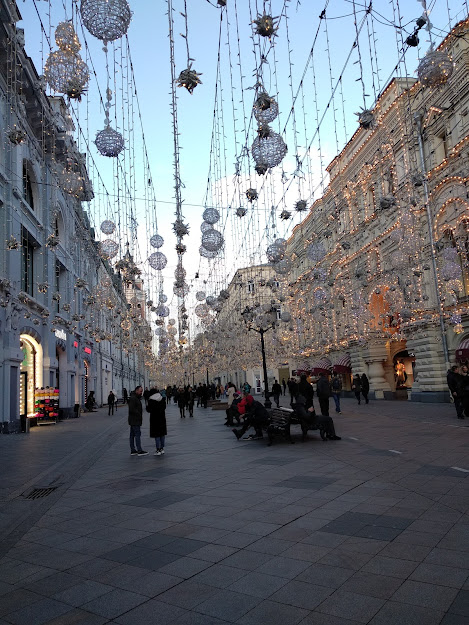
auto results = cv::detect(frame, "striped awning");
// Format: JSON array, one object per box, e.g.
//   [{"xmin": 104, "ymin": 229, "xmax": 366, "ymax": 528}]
[
  {"xmin": 456, "ymin": 338, "xmax": 469, "ymax": 361},
  {"xmin": 310, "ymin": 357, "xmax": 332, "ymax": 375},
  {"xmin": 332, "ymin": 353, "xmax": 352, "ymax": 373}
]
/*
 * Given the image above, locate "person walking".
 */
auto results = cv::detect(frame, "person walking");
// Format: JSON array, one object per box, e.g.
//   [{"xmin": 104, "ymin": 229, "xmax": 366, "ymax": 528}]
[
  {"xmin": 331, "ymin": 373, "xmax": 342, "ymax": 413},
  {"xmin": 85, "ymin": 391, "xmax": 97, "ymax": 412},
  {"xmin": 147, "ymin": 389, "xmax": 167, "ymax": 455},
  {"xmin": 123, "ymin": 387, "xmax": 128, "ymax": 404},
  {"xmin": 352, "ymin": 374, "xmax": 362, "ymax": 404},
  {"xmin": 177, "ymin": 387, "xmax": 186, "ymax": 418},
  {"xmin": 187, "ymin": 386, "xmax": 195, "ymax": 417},
  {"xmin": 361, "ymin": 373, "xmax": 370, "ymax": 404},
  {"xmin": 128, "ymin": 386, "xmax": 148, "ymax": 456},
  {"xmin": 287, "ymin": 377, "xmax": 299, "ymax": 404},
  {"xmin": 107, "ymin": 390, "xmax": 116, "ymax": 415},
  {"xmin": 271, "ymin": 379, "xmax": 282, "ymax": 408},
  {"xmin": 282, "ymin": 378, "xmax": 286, "ymax": 396},
  {"xmin": 316, "ymin": 371, "xmax": 331, "ymax": 416},
  {"xmin": 447, "ymin": 365, "xmax": 464, "ymax": 419}
]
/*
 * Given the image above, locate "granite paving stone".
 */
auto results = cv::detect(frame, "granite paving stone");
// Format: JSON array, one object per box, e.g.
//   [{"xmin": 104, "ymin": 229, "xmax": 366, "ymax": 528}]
[
  {"xmin": 52, "ymin": 580, "xmax": 114, "ymax": 607},
  {"xmin": 112, "ymin": 598, "xmax": 186, "ymax": 625},
  {"xmin": 368, "ymin": 600, "xmax": 445, "ymax": 625},
  {"xmin": 390, "ymin": 579, "xmax": 459, "ymax": 611},
  {"xmin": 157, "ymin": 580, "xmax": 219, "ymax": 609},
  {"xmin": 237, "ymin": 599, "xmax": 309, "ymax": 625},
  {"xmin": 2, "ymin": 597, "xmax": 73, "ymax": 625},
  {"xmin": 80, "ymin": 588, "xmax": 148, "ymax": 619},
  {"xmin": 448, "ymin": 589, "xmax": 469, "ymax": 616},
  {"xmin": 269, "ymin": 580, "xmax": 333, "ymax": 610},
  {"xmin": 409, "ymin": 563, "xmax": 469, "ymax": 588},
  {"xmin": 229, "ymin": 571, "xmax": 289, "ymax": 598},
  {"xmin": 193, "ymin": 589, "xmax": 261, "ymax": 622},
  {"xmin": 316, "ymin": 589, "xmax": 385, "ymax": 623},
  {"xmin": 338, "ymin": 571, "xmax": 404, "ymax": 599}
]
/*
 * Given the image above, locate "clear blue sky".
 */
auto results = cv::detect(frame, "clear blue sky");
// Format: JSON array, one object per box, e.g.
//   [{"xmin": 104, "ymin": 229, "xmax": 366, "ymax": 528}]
[{"xmin": 19, "ymin": 0, "xmax": 465, "ymax": 323}]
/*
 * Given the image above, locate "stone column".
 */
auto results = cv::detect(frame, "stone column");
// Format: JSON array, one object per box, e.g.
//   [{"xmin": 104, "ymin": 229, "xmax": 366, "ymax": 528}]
[
  {"xmin": 364, "ymin": 339, "xmax": 393, "ymax": 399},
  {"xmin": 405, "ymin": 322, "xmax": 448, "ymax": 402}
]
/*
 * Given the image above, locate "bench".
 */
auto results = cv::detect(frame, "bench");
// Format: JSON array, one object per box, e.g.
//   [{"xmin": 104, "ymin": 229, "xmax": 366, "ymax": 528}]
[{"xmin": 266, "ymin": 408, "xmax": 295, "ymax": 446}]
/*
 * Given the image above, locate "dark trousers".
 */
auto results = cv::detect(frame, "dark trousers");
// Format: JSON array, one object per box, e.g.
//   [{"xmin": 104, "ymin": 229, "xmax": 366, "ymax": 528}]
[
  {"xmin": 129, "ymin": 425, "xmax": 142, "ymax": 452},
  {"xmin": 318, "ymin": 396, "xmax": 330, "ymax": 416},
  {"xmin": 355, "ymin": 391, "xmax": 361, "ymax": 404},
  {"xmin": 273, "ymin": 393, "xmax": 280, "ymax": 407},
  {"xmin": 108, "ymin": 403, "xmax": 115, "ymax": 415},
  {"xmin": 361, "ymin": 391, "xmax": 369, "ymax": 404},
  {"xmin": 179, "ymin": 406, "xmax": 185, "ymax": 418}
]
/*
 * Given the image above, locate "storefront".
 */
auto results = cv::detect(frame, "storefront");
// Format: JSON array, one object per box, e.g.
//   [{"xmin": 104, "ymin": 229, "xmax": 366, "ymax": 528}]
[
  {"xmin": 19, "ymin": 333, "xmax": 43, "ymax": 419},
  {"xmin": 393, "ymin": 350, "xmax": 415, "ymax": 389}
]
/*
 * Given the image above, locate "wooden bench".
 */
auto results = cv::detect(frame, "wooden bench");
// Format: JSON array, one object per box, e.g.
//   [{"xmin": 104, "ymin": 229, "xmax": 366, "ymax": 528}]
[{"xmin": 266, "ymin": 407, "xmax": 295, "ymax": 446}]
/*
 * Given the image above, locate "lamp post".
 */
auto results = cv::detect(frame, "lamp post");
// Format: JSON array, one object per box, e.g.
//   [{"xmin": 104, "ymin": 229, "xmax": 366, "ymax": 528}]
[{"xmin": 241, "ymin": 304, "xmax": 278, "ymax": 409}]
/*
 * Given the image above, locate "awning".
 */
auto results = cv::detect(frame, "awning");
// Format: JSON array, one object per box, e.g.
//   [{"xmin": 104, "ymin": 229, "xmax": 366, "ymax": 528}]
[
  {"xmin": 332, "ymin": 353, "xmax": 352, "ymax": 373},
  {"xmin": 456, "ymin": 338, "xmax": 469, "ymax": 361},
  {"xmin": 310, "ymin": 357, "xmax": 332, "ymax": 375}
]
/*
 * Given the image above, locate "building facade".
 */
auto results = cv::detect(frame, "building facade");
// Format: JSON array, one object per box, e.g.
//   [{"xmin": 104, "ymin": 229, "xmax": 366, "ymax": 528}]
[
  {"xmin": 0, "ymin": 2, "xmax": 152, "ymax": 431},
  {"xmin": 285, "ymin": 18, "xmax": 469, "ymax": 401}
]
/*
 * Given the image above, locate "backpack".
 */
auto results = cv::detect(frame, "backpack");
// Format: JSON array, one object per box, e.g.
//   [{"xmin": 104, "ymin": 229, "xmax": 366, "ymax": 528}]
[{"xmin": 332, "ymin": 378, "xmax": 341, "ymax": 391}]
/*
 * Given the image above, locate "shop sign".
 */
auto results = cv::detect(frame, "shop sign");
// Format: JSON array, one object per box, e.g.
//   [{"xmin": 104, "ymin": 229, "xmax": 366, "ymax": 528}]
[
  {"xmin": 84, "ymin": 347, "xmax": 92, "ymax": 354},
  {"xmin": 55, "ymin": 328, "xmax": 67, "ymax": 341}
]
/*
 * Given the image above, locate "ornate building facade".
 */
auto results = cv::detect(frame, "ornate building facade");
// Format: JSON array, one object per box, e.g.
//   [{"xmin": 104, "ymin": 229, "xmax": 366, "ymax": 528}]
[
  {"xmin": 286, "ymin": 18, "xmax": 469, "ymax": 401},
  {"xmin": 0, "ymin": 2, "xmax": 152, "ymax": 431}
]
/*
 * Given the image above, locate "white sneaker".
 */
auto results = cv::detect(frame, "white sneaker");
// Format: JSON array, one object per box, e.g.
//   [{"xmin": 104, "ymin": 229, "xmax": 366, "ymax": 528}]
[
  {"xmin": 154, "ymin": 450, "xmax": 162, "ymax": 456},
  {"xmin": 160, "ymin": 448, "xmax": 165, "ymax": 454}
]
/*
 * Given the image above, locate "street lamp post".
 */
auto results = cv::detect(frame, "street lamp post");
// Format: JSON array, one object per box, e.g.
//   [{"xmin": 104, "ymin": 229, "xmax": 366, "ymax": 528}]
[{"xmin": 241, "ymin": 305, "xmax": 278, "ymax": 409}]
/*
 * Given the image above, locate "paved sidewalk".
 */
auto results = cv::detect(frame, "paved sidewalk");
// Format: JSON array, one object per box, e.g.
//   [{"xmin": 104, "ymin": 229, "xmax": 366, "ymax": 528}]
[{"xmin": 0, "ymin": 398, "xmax": 468, "ymax": 625}]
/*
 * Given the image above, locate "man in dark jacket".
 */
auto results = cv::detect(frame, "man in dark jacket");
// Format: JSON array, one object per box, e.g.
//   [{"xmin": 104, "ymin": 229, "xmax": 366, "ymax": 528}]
[
  {"xmin": 272, "ymin": 380, "xmax": 282, "ymax": 408},
  {"xmin": 316, "ymin": 372, "xmax": 331, "ymax": 416},
  {"xmin": 232, "ymin": 400, "xmax": 270, "ymax": 440},
  {"xmin": 447, "ymin": 365, "xmax": 464, "ymax": 419},
  {"xmin": 128, "ymin": 386, "xmax": 148, "ymax": 456}
]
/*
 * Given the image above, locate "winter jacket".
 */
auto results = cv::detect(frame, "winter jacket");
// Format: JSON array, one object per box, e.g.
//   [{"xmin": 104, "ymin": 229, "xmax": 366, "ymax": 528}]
[
  {"xmin": 272, "ymin": 382, "xmax": 282, "ymax": 396},
  {"xmin": 316, "ymin": 377, "xmax": 331, "ymax": 398},
  {"xmin": 447, "ymin": 370, "xmax": 463, "ymax": 396},
  {"xmin": 352, "ymin": 377, "xmax": 361, "ymax": 392},
  {"xmin": 147, "ymin": 392, "xmax": 167, "ymax": 437},
  {"xmin": 128, "ymin": 392, "xmax": 143, "ymax": 426},
  {"xmin": 361, "ymin": 375, "xmax": 370, "ymax": 394}
]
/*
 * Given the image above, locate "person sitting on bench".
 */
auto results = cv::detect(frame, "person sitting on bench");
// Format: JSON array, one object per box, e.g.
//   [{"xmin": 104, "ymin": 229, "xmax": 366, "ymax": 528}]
[
  {"xmin": 232, "ymin": 397, "xmax": 269, "ymax": 440},
  {"xmin": 293, "ymin": 394, "xmax": 341, "ymax": 440}
]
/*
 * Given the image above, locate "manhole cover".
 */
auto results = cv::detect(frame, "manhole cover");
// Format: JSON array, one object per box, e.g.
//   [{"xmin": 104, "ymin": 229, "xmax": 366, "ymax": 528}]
[{"xmin": 24, "ymin": 487, "xmax": 58, "ymax": 499}]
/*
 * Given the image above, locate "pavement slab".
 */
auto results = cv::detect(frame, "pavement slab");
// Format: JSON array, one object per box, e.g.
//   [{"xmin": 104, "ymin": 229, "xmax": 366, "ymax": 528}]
[{"xmin": 0, "ymin": 398, "xmax": 467, "ymax": 625}]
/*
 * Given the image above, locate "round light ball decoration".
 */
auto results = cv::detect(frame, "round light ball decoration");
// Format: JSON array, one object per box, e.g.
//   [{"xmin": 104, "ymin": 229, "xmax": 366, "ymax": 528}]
[
  {"xmin": 202, "ymin": 207, "xmax": 220, "ymax": 225},
  {"xmin": 99, "ymin": 239, "xmax": 119, "ymax": 259},
  {"xmin": 274, "ymin": 257, "xmax": 292, "ymax": 275},
  {"xmin": 200, "ymin": 221, "xmax": 212, "ymax": 233},
  {"xmin": 95, "ymin": 126, "xmax": 124, "ymax": 157},
  {"xmin": 44, "ymin": 22, "xmax": 89, "ymax": 100},
  {"xmin": 100, "ymin": 220, "xmax": 116, "ymax": 235},
  {"xmin": 307, "ymin": 241, "xmax": 326, "ymax": 263},
  {"xmin": 148, "ymin": 251, "xmax": 167, "ymax": 270},
  {"xmin": 55, "ymin": 21, "xmax": 82, "ymax": 53},
  {"xmin": 195, "ymin": 304, "xmax": 210, "ymax": 318},
  {"xmin": 199, "ymin": 245, "xmax": 218, "ymax": 259},
  {"xmin": 155, "ymin": 304, "xmax": 169, "ymax": 317},
  {"xmin": 196, "ymin": 291, "xmax": 206, "ymax": 301},
  {"xmin": 206, "ymin": 295, "xmax": 217, "ymax": 307},
  {"xmin": 159, "ymin": 293, "xmax": 168, "ymax": 304},
  {"xmin": 417, "ymin": 49, "xmax": 453, "ymax": 87},
  {"xmin": 173, "ymin": 283, "xmax": 190, "ymax": 297},
  {"xmin": 201, "ymin": 228, "xmax": 224, "ymax": 252},
  {"xmin": 251, "ymin": 126, "xmax": 287, "ymax": 170},
  {"xmin": 174, "ymin": 266, "xmax": 186, "ymax": 281},
  {"xmin": 80, "ymin": 0, "xmax": 132, "ymax": 43},
  {"xmin": 280, "ymin": 311, "xmax": 291, "ymax": 323},
  {"xmin": 168, "ymin": 318, "xmax": 176, "ymax": 326},
  {"xmin": 150, "ymin": 234, "xmax": 164, "ymax": 249},
  {"xmin": 253, "ymin": 92, "xmax": 279, "ymax": 124}
]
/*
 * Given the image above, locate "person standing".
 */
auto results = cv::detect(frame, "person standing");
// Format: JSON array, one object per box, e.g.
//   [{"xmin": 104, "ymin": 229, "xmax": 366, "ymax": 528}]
[
  {"xmin": 187, "ymin": 386, "xmax": 195, "ymax": 417},
  {"xmin": 123, "ymin": 387, "xmax": 128, "ymax": 404},
  {"xmin": 107, "ymin": 390, "xmax": 116, "ymax": 416},
  {"xmin": 271, "ymin": 379, "xmax": 282, "ymax": 408},
  {"xmin": 361, "ymin": 374, "xmax": 370, "ymax": 404},
  {"xmin": 316, "ymin": 371, "xmax": 331, "ymax": 416},
  {"xmin": 147, "ymin": 389, "xmax": 167, "ymax": 455},
  {"xmin": 143, "ymin": 387, "xmax": 150, "ymax": 407},
  {"xmin": 459, "ymin": 365, "xmax": 469, "ymax": 420},
  {"xmin": 352, "ymin": 374, "xmax": 362, "ymax": 404},
  {"xmin": 177, "ymin": 387, "xmax": 186, "ymax": 418},
  {"xmin": 282, "ymin": 378, "xmax": 286, "ymax": 396},
  {"xmin": 331, "ymin": 373, "xmax": 342, "ymax": 413},
  {"xmin": 128, "ymin": 386, "xmax": 148, "ymax": 456},
  {"xmin": 447, "ymin": 365, "xmax": 464, "ymax": 419}
]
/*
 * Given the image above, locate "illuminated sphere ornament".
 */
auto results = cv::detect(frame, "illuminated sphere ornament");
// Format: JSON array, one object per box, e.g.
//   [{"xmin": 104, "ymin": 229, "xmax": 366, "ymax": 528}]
[
  {"xmin": 159, "ymin": 293, "xmax": 168, "ymax": 303},
  {"xmin": 252, "ymin": 126, "xmax": 287, "ymax": 170},
  {"xmin": 45, "ymin": 50, "xmax": 89, "ymax": 100},
  {"xmin": 155, "ymin": 304, "xmax": 169, "ymax": 317},
  {"xmin": 307, "ymin": 241, "xmax": 326, "ymax": 263},
  {"xmin": 274, "ymin": 257, "xmax": 292, "ymax": 275},
  {"xmin": 150, "ymin": 234, "xmax": 164, "ymax": 248},
  {"xmin": 173, "ymin": 283, "xmax": 190, "ymax": 297},
  {"xmin": 195, "ymin": 304, "xmax": 210, "ymax": 318},
  {"xmin": 196, "ymin": 291, "xmax": 206, "ymax": 301},
  {"xmin": 168, "ymin": 318, "xmax": 176, "ymax": 325},
  {"xmin": 95, "ymin": 126, "xmax": 124, "ymax": 157},
  {"xmin": 99, "ymin": 239, "xmax": 119, "ymax": 259},
  {"xmin": 199, "ymin": 245, "xmax": 218, "ymax": 259},
  {"xmin": 280, "ymin": 311, "xmax": 291, "ymax": 323},
  {"xmin": 55, "ymin": 21, "xmax": 81, "ymax": 53},
  {"xmin": 202, "ymin": 207, "xmax": 220, "ymax": 224},
  {"xmin": 148, "ymin": 251, "xmax": 167, "ymax": 270},
  {"xmin": 201, "ymin": 228, "xmax": 224, "ymax": 252},
  {"xmin": 80, "ymin": 0, "xmax": 132, "ymax": 43},
  {"xmin": 206, "ymin": 295, "xmax": 217, "ymax": 307},
  {"xmin": 417, "ymin": 50, "xmax": 453, "ymax": 87},
  {"xmin": 253, "ymin": 92, "xmax": 279, "ymax": 124},
  {"xmin": 100, "ymin": 220, "xmax": 116, "ymax": 235}
]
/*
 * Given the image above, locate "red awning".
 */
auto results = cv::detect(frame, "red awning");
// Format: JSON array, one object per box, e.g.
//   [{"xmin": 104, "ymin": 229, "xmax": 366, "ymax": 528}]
[
  {"xmin": 456, "ymin": 338, "xmax": 469, "ymax": 361},
  {"xmin": 332, "ymin": 353, "xmax": 351, "ymax": 373},
  {"xmin": 310, "ymin": 357, "xmax": 332, "ymax": 375}
]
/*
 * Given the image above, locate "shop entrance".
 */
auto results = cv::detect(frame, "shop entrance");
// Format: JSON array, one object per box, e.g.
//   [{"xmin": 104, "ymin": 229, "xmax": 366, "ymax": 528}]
[
  {"xmin": 20, "ymin": 334, "xmax": 43, "ymax": 417},
  {"xmin": 393, "ymin": 350, "xmax": 415, "ymax": 389}
]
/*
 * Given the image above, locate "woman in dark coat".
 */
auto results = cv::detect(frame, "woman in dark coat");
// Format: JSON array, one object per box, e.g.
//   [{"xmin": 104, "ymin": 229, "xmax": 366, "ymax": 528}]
[
  {"xmin": 361, "ymin": 374, "xmax": 370, "ymax": 404},
  {"xmin": 297, "ymin": 375, "xmax": 314, "ymax": 409},
  {"xmin": 352, "ymin": 374, "xmax": 362, "ymax": 404},
  {"xmin": 147, "ymin": 389, "xmax": 167, "ymax": 455}
]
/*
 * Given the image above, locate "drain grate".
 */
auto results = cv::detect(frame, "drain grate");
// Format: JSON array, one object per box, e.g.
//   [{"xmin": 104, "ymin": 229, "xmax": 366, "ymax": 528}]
[{"xmin": 24, "ymin": 487, "xmax": 58, "ymax": 500}]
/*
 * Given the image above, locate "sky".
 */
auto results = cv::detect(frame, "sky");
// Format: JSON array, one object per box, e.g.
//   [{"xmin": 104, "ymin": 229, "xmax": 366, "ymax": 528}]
[{"xmin": 18, "ymin": 0, "xmax": 469, "ymax": 333}]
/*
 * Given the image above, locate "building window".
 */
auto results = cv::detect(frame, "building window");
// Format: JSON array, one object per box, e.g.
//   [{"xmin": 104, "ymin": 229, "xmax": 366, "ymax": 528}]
[
  {"xmin": 247, "ymin": 280, "xmax": 255, "ymax": 294},
  {"xmin": 21, "ymin": 227, "xmax": 35, "ymax": 295},
  {"xmin": 22, "ymin": 162, "xmax": 34, "ymax": 209},
  {"xmin": 434, "ymin": 130, "xmax": 448, "ymax": 164}
]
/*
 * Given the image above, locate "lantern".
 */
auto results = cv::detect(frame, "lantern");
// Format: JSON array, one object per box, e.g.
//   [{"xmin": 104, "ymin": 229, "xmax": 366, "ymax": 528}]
[
  {"xmin": 251, "ymin": 126, "xmax": 287, "ymax": 169},
  {"xmin": 80, "ymin": 0, "xmax": 132, "ymax": 43}
]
